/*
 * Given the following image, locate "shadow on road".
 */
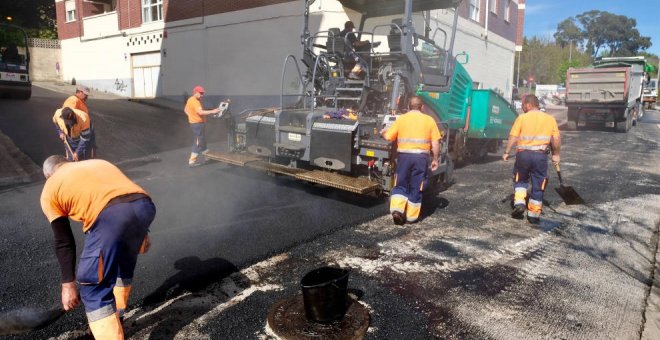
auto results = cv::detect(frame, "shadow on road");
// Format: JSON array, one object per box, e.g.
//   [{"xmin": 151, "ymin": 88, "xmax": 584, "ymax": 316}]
[{"xmin": 123, "ymin": 256, "xmax": 249, "ymax": 340}]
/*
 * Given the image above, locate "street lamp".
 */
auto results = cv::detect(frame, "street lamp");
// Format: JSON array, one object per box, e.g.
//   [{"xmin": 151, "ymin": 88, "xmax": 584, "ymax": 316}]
[{"xmin": 5, "ymin": 16, "xmax": 13, "ymax": 22}]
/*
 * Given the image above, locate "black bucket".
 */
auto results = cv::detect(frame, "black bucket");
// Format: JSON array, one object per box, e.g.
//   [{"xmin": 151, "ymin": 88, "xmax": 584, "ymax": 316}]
[{"xmin": 300, "ymin": 266, "xmax": 349, "ymax": 323}]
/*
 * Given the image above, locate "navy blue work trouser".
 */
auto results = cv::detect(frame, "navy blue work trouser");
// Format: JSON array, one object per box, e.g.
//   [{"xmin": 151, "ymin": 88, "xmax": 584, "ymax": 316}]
[
  {"xmin": 390, "ymin": 152, "xmax": 429, "ymax": 222},
  {"xmin": 512, "ymin": 150, "xmax": 548, "ymax": 217},
  {"xmin": 78, "ymin": 198, "xmax": 156, "ymax": 322}
]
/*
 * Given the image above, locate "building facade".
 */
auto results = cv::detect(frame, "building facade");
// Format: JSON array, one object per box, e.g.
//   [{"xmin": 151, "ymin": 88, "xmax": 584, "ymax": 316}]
[{"xmin": 55, "ymin": 0, "xmax": 524, "ymax": 107}]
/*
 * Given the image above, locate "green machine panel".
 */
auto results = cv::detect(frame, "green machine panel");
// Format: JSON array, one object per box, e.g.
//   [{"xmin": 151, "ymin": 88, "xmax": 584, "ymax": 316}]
[{"xmin": 469, "ymin": 89, "xmax": 518, "ymax": 139}]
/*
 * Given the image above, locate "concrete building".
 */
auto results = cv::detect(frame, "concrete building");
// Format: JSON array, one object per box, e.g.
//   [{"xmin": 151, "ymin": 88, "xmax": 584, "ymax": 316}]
[{"xmin": 55, "ymin": 0, "xmax": 524, "ymax": 108}]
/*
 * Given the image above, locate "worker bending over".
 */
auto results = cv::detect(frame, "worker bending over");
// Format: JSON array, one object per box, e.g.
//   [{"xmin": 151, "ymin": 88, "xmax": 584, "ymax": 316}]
[
  {"xmin": 53, "ymin": 107, "xmax": 96, "ymax": 161},
  {"xmin": 502, "ymin": 94, "xmax": 561, "ymax": 224},
  {"xmin": 381, "ymin": 96, "xmax": 442, "ymax": 225},
  {"xmin": 41, "ymin": 156, "xmax": 156, "ymax": 339}
]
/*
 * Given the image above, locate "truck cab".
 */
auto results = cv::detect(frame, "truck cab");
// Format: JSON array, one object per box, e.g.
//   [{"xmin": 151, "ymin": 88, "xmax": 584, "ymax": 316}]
[{"xmin": 642, "ymin": 78, "xmax": 657, "ymax": 110}]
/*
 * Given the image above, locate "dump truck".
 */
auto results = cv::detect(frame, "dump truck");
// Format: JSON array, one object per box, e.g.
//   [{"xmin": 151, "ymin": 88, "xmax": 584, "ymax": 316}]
[
  {"xmin": 207, "ymin": 0, "xmax": 517, "ymax": 196},
  {"xmin": 0, "ymin": 23, "xmax": 31, "ymax": 100},
  {"xmin": 565, "ymin": 56, "xmax": 646, "ymax": 132}
]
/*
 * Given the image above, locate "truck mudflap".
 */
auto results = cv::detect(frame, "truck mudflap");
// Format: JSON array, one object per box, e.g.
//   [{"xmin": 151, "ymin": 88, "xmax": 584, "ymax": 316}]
[{"xmin": 204, "ymin": 151, "xmax": 382, "ymax": 195}]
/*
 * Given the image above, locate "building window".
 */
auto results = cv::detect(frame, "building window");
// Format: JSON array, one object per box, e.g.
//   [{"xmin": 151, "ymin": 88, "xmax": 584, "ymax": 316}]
[
  {"xmin": 504, "ymin": 0, "xmax": 511, "ymax": 22},
  {"xmin": 490, "ymin": 0, "xmax": 498, "ymax": 14},
  {"xmin": 66, "ymin": 9, "xmax": 76, "ymax": 22},
  {"xmin": 142, "ymin": 0, "xmax": 163, "ymax": 23},
  {"xmin": 65, "ymin": 0, "xmax": 76, "ymax": 22},
  {"xmin": 469, "ymin": 0, "xmax": 480, "ymax": 22}
]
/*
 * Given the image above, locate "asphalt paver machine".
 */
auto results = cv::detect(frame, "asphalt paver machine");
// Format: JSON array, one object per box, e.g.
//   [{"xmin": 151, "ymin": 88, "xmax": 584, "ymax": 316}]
[{"xmin": 207, "ymin": 0, "xmax": 517, "ymax": 196}]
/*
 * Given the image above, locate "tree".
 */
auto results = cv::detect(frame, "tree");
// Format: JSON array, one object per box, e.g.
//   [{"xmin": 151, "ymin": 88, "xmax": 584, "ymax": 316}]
[
  {"xmin": 515, "ymin": 36, "xmax": 591, "ymax": 86},
  {"xmin": 554, "ymin": 18, "xmax": 583, "ymax": 48},
  {"xmin": 566, "ymin": 10, "xmax": 652, "ymax": 58},
  {"xmin": 0, "ymin": 1, "xmax": 56, "ymax": 38}
]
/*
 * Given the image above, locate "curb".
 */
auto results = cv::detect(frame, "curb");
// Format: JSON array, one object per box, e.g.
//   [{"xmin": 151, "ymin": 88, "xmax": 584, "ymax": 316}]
[
  {"xmin": 642, "ymin": 223, "xmax": 660, "ymax": 339},
  {"xmin": 0, "ymin": 131, "xmax": 42, "ymax": 187}
]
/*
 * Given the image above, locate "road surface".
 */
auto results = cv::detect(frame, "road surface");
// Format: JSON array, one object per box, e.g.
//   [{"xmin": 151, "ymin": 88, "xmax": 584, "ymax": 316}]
[{"xmin": 0, "ymin": 84, "xmax": 658, "ymax": 339}]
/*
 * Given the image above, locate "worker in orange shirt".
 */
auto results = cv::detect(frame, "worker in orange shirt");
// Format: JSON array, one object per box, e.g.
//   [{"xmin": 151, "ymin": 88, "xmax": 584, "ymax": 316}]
[
  {"xmin": 40, "ymin": 155, "xmax": 155, "ymax": 340},
  {"xmin": 53, "ymin": 107, "xmax": 96, "ymax": 161},
  {"xmin": 63, "ymin": 85, "xmax": 90, "ymax": 114},
  {"xmin": 503, "ymin": 94, "xmax": 561, "ymax": 224},
  {"xmin": 184, "ymin": 85, "xmax": 221, "ymax": 167},
  {"xmin": 61, "ymin": 85, "xmax": 96, "ymax": 158},
  {"xmin": 381, "ymin": 96, "xmax": 442, "ymax": 225}
]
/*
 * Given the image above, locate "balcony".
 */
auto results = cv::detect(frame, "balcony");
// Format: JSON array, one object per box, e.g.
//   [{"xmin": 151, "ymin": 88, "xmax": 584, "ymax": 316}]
[{"xmin": 83, "ymin": 11, "xmax": 120, "ymax": 40}]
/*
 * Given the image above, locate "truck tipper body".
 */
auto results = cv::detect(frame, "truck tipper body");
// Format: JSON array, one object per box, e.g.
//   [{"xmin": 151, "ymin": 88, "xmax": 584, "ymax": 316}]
[{"xmin": 565, "ymin": 56, "xmax": 646, "ymax": 132}]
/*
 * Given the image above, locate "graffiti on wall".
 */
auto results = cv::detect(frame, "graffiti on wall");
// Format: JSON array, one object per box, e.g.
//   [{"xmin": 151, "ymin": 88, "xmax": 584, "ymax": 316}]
[{"xmin": 115, "ymin": 78, "xmax": 127, "ymax": 92}]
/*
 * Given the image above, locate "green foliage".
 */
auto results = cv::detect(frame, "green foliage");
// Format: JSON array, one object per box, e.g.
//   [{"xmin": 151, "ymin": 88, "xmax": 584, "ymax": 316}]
[
  {"xmin": 553, "ymin": 18, "xmax": 582, "ymax": 48},
  {"xmin": 25, "ymin": 28, "xmax": 57, "ymax": 39},
  {"xmin": 557, "ymin": 60, "xmax": 585, "ymax": 84},
  {"xmin": 0, "ymin": 1, "xmax": 56, "ymax": 38},
  {"xmin": 515, "ymin": 37, "xmax": 591, "ymax": 86},
  {"xmin": 555, "ymin": 10, "xmax": 652, "ymax": 58}
]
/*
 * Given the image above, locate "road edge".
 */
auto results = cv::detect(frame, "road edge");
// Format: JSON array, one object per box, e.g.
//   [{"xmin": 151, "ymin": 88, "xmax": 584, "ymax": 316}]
[{"xmin": 642, "ymin": 218, "xmax": 660, "ymax": 340}]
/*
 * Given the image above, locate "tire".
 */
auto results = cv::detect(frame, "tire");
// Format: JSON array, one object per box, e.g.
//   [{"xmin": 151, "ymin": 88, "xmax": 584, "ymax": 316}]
[
  {"xmin": 615, "ymin": 119, "xmax": 628, "ymax": 132},
  {"xmin": 566, "ymin": 120, "xmax": 577, "ymax": 131},
  {"xmin": 19, "ymin": 88, "xmax": 31, "ymax": 100}
]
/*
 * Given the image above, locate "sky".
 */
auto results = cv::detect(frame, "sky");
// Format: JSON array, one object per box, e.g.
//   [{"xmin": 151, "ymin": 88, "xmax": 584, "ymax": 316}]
[{"xmin": 523, "ymin": 0, "xmax": 660, "ymax": 56}]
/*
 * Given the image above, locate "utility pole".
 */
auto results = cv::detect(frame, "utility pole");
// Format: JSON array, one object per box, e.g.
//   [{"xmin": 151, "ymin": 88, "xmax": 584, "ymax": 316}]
[
  {"xmin": 516, "ymin": 51, "xmax": 521, "ymax": 88},
  {"xmin": 569, "ymin": 40, "xmax": 573, "ymax": 63}
]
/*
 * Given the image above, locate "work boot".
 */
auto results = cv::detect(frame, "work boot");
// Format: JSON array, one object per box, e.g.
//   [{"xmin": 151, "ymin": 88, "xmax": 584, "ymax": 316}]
[
  {"xmin": 188, "ymin": 159, "xmax": 207, "ymax": 168},
  {"xmin": 511, "ymin": 204, "xmax": 525, "ymax": 219},
  {"xmin": 392, "ymin": 211, "xmax": 405, "ymax": 226},
  {"xmin": 527, "ymin": 216, "xmax": 540, "ymax": 224}
]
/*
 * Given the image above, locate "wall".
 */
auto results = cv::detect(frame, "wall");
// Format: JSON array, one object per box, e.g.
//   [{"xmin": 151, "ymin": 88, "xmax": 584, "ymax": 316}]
[
  {"xmin": 60, "ymin": 36, "xmax": 133, "ymax": 96},
  {"xmin": 56, "ymin": 0, "xmax": 518, "ymax": 104},
  {"xmin": 28, "ymin": 39, "xmax": 61, "ymax": 81},
  {"xmin": 425, "ymin": 9, "xmax": 516, "ymax": 99}
]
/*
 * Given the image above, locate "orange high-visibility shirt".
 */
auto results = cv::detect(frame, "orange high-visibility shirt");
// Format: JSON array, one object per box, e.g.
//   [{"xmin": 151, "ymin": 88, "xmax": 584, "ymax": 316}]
[
  {"xmin": 184, "ymin": 96, "xmax": 205, "ymax": 123},
  {"xmin": 383, "ymin": 110, "xmax": 442, "ymax": 153},
  {"xmin": 52, "ymin": 108, "xmax": 91, "ymax": 139},
  {"xmin": 509, "ymin": 110, "xmax": 560, "ymax": 151},
  {"xmin": 62, "ymin": 95, "xmax": 89, "ymax": 114},
  {"xmin": 40, "ymin": 159, "xmax": 148, "ymax": 232}
]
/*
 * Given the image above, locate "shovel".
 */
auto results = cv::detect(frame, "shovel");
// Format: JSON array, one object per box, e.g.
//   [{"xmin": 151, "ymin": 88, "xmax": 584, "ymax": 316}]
[
  {"xmin": 62, "ymin": 137, "xmax": 76, "ymax": 161},
  {"xmin": 0, "ymin": 307, "xmax": 65, "ymax": 336},
  {"xmin": 553, "ymin": 163, "xmax": 584, "ymax": 205}
]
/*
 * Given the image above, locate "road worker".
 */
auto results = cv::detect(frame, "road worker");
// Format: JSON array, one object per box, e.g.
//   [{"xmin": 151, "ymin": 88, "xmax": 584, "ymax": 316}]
[
  {"xmin": 381, "ymin": 96, "xmax": 442, "ymax": 225},
  {"xmin": 53, "ymin": 107, "xmax": 96, "ymax": 161},
  {"xmin": 184, "ymin": 85, "xmax": 221, "ymax": 167},
  {"xmin": 63, "ymin": 85, "xmax": 90, "ymax": 114},
  {"xmin": 40, "ymin": 155, "xmax": 155, "ymax": 340},
  {"xmin": 502, "ymin": 94, "xmax": 561, "ymax": 224},
  {"xmin": 339, "ymin": 21, "xmax": 375, "ymax": 79}
]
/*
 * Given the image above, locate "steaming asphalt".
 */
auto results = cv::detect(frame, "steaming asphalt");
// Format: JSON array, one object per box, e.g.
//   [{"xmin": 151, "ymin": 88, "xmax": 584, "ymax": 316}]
[{"xmin": 0, "ymin": 86, "xmax": 659, "ymax": 339}]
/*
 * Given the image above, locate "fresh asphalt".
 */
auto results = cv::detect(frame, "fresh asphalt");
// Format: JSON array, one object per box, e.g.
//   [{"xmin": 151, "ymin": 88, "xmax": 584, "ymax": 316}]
[{"xmin": 0, "ymin": 84, "xmax": 658, "ymax": 339}]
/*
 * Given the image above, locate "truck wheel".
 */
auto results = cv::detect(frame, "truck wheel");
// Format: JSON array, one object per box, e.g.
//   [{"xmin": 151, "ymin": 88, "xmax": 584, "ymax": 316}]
[
  {"xmin": 566, "ymin": 120, "xmax": 577, "ymax": 131},
  {"xmin": 615, "ymin": 119, "xmax": 628, "ymax": 132},
  {"xmin": 19, "ymin": 88, "xmax": 32, "ymax": 100}
]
